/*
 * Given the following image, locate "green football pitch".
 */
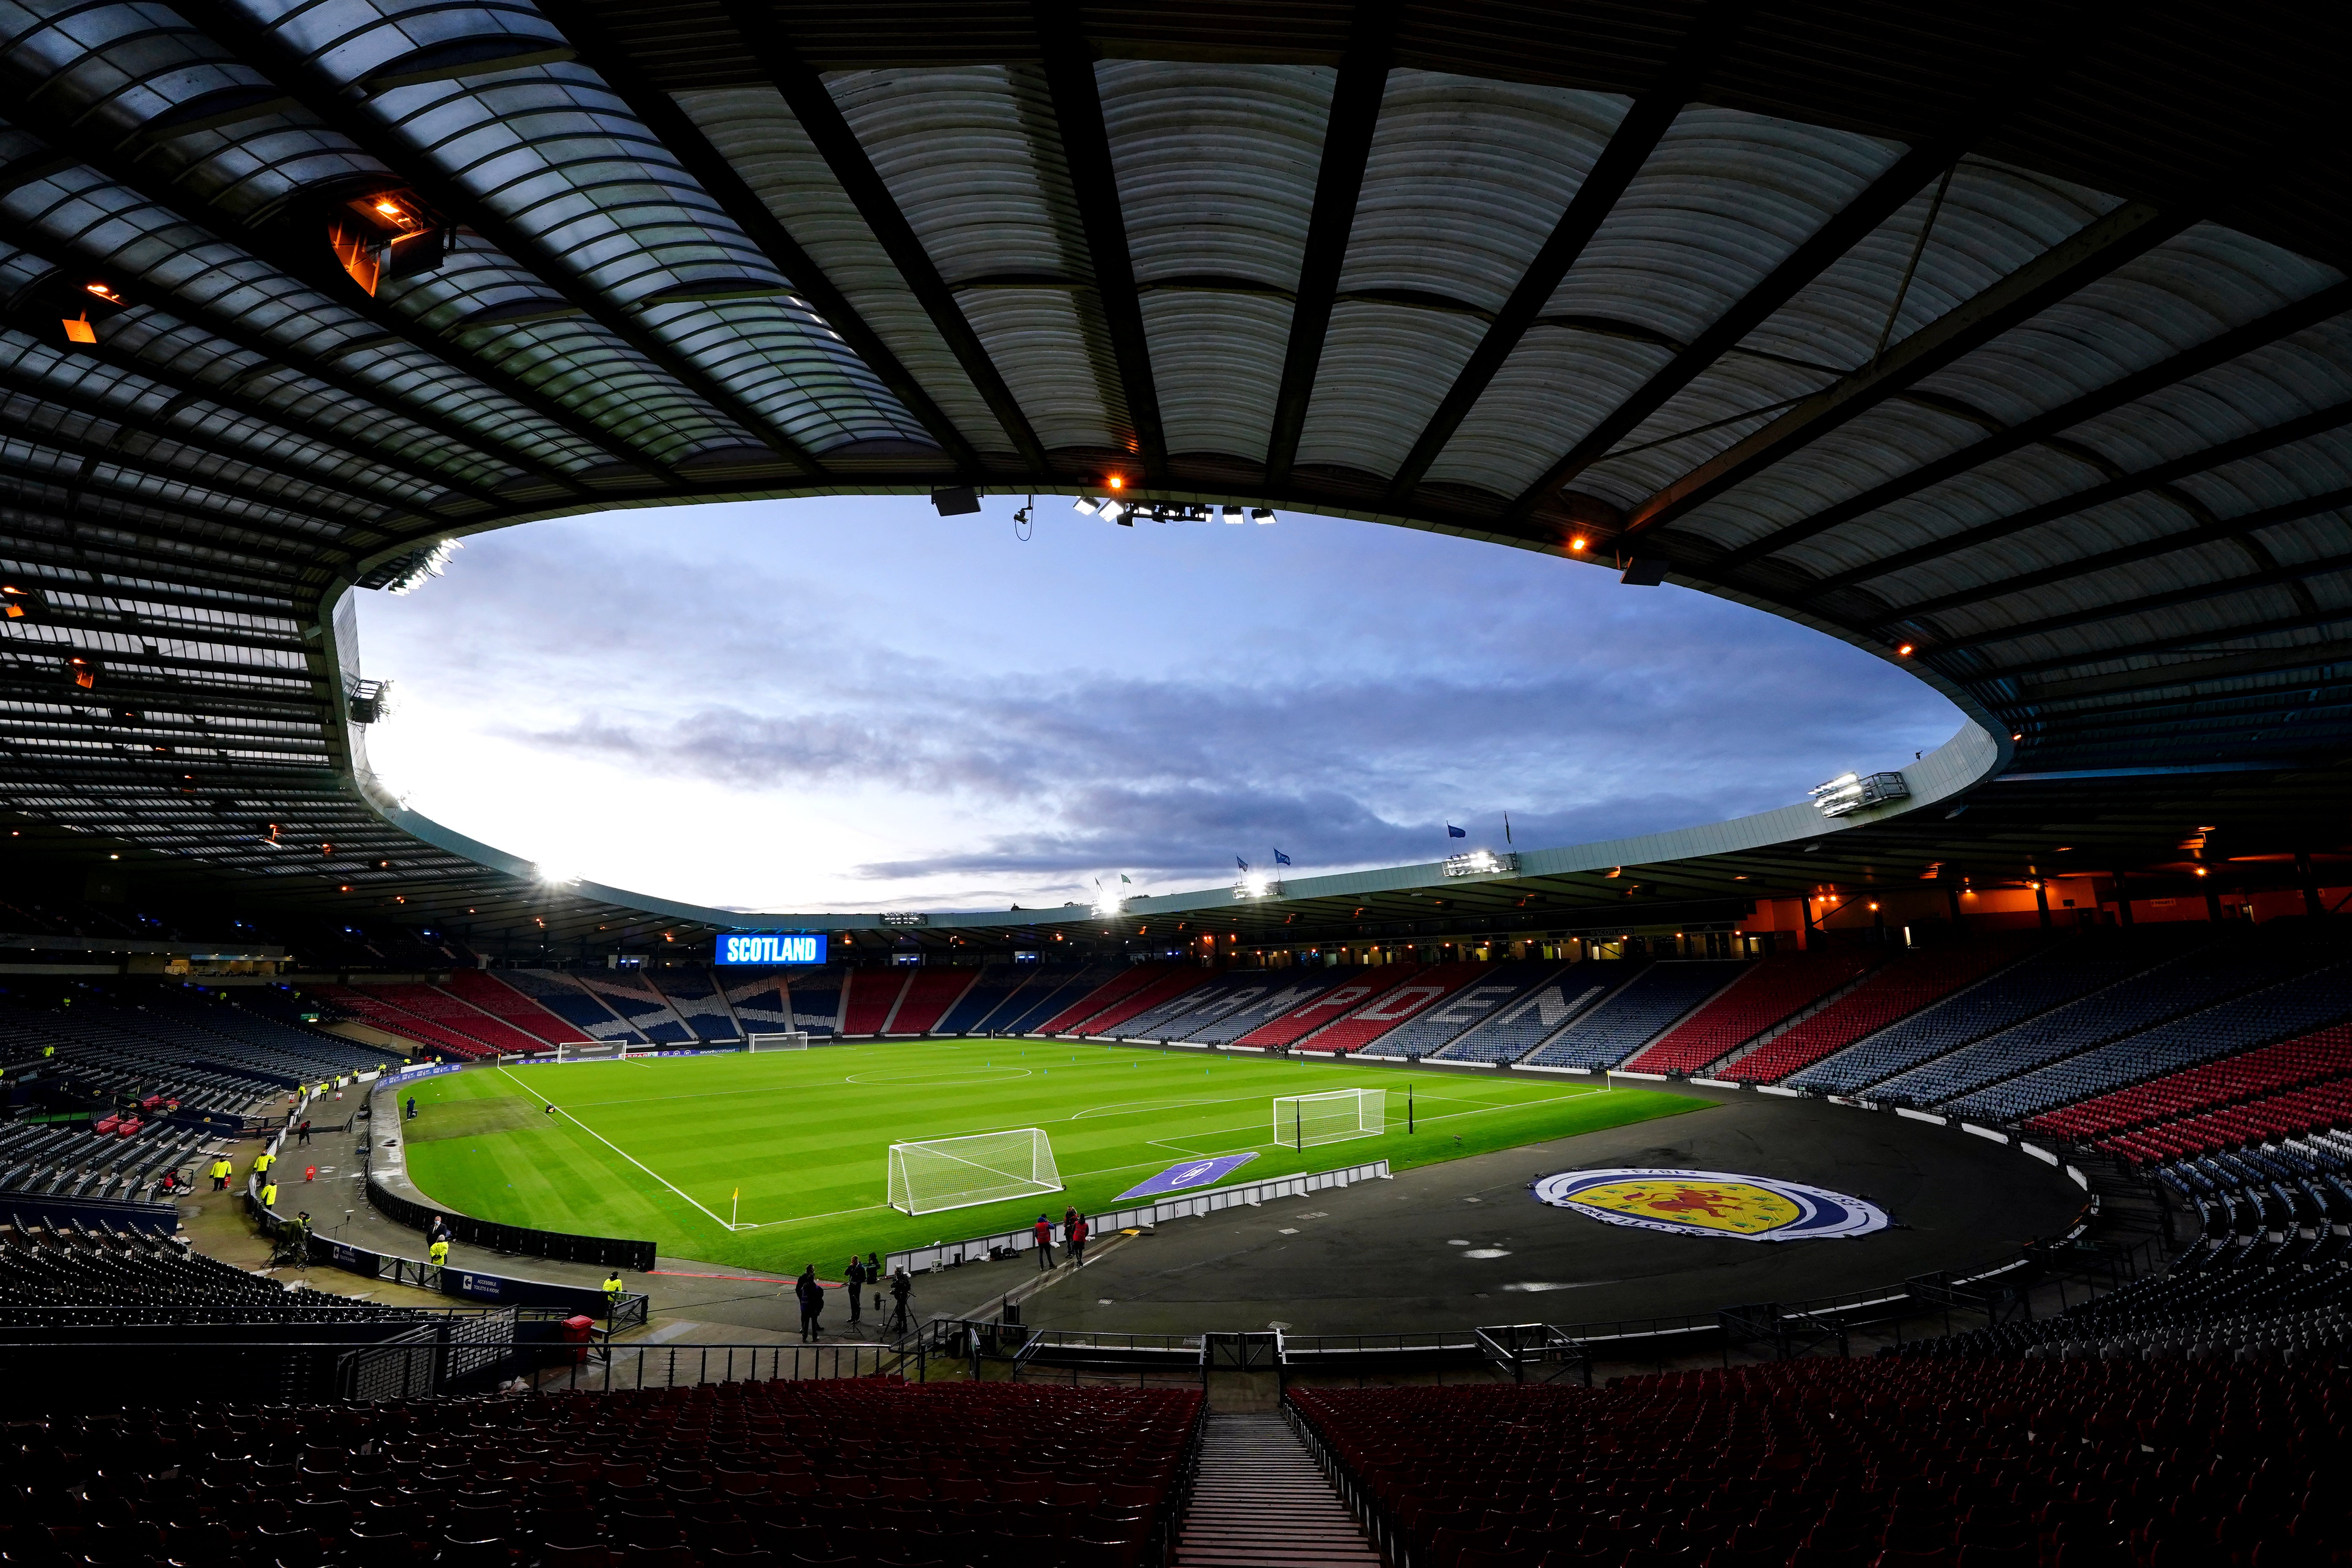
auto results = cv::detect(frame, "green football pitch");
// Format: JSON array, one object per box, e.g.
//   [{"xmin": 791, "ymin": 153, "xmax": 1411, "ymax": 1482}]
[{"xmin": 396, "ymin": 1039, "xmax": 1708, "ymax": 1274}]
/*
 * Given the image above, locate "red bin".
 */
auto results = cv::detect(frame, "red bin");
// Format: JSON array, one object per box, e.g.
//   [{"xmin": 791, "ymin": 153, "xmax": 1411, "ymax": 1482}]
[{"xmin": 560, "ymin": 1313, "xmax": 597, "ymax": 1366}]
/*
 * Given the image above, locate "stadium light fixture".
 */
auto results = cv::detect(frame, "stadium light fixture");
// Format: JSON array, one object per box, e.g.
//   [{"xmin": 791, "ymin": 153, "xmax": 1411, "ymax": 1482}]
[
  {"xmin": 1569, "ymin": 536, "xmax": 1587, "ymax": 552},
  {"xmin": 1251, "ymin": 508, "xmax": 1275, "ymax": 524},
  {"xmin": 1895, "ymin": 643, "xmax": 1915, "ymax": 656},
  {"xmin": 1072, "ymin": 496, "xmax": 1102, "ymax": 515},
  {"xmin": 1222, "ymin": 506, "xmax": 1245, "ymax": 525},
  {"xmin": 1106, "ymin": 475, "xmax": 1125, "ymax": 490},
  {"xmin": 1099, "ymin": 499, "xmax": 1129, "ymax": 524},
  {"xmin": 929, "ymin": 485, "xmax": 981, "ymax": 516}
]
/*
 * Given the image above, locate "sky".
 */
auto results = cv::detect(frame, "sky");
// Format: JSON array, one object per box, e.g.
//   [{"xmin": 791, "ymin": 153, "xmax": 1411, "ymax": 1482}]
[{"xmin": 354, "ymin": 494, "xmax": 1963, "ymax": 914}]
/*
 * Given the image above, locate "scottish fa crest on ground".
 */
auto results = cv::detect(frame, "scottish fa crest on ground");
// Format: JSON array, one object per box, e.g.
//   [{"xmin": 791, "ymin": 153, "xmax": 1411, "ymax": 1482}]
[{"xmin": 1533, "ymin": 1168, "xmax": 1890, "ymax": 1241}]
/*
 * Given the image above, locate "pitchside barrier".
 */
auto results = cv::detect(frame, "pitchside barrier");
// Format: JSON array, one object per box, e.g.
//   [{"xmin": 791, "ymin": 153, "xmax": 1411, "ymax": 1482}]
[{"xmin": 886, "ymin": 1158, "xmax": 1389, "ymax": 1276}]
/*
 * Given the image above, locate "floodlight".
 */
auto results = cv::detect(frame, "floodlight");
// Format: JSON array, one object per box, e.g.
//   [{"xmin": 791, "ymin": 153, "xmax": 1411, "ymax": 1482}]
[
  {"xmin": 1621, "ymin": 556, "xmax": 1667, "ymax": 586},
  {"xmin": 1250, "ymin": 508, "xmax": 1275, "ymax": 524},
  {"xmin": 1099, "ymin": 499, "xmax": 1127, "ymax": 523},
  {"xmin": 930, "ymin": 485, "xmax": 981, "ymax": 516},
  {"xmin": 1222, "ymin": 506, "xmax": 1245, "ymax": 525},
  {"xmin": 1073, "ymin": 496, "xmax": 1102, "ymax": 515}
]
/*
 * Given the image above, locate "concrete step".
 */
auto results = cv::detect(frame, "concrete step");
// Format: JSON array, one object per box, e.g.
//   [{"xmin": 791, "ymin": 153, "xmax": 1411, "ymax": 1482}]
[{"xmin": 1175, "ymin": 1412, "xmax": 1383, "ymax": 1567}]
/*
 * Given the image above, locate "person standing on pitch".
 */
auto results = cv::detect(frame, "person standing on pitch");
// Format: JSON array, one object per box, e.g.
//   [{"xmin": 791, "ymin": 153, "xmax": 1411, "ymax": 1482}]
[
  {"xmin": 406, "ymin": 1094, "xmax": 417, "ymax": 1121},
  {"xmin": 843, "ymin": 1255, "xmax": 867, "ymax": 1331},
  {"xmin": 1032, "ymin": 1214, "xmax": 1055, "ymax": 1269},
  {"xmin": 795, "ymin": 1266, "xmax": 823, "ymax": 1342}
]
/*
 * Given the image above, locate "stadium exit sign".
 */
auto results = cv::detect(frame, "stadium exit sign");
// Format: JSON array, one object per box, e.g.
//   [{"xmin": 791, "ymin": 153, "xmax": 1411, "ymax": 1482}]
[{"xmin": 717, "ymin": 934, "xmax": 827, "ymax": 965}]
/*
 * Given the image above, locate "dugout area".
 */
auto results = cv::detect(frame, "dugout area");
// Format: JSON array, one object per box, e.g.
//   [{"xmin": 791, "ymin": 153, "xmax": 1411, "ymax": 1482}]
[{"xmin": 390, "ymin": 1038, "xmax": 1704, "ymax": 1275}]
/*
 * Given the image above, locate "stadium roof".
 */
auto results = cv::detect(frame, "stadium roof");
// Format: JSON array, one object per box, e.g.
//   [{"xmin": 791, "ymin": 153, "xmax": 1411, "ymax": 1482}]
[{"xmin": 0, "ymin": 0, "xmax": 2346, "ymax": 956}]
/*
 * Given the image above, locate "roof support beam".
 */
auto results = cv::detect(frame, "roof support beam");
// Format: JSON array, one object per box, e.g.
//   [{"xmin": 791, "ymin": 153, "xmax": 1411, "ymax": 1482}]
[
  {"xmin": 1261, "ymin": 0, "xmax": 1398, "ymax": 491},
  {"xmin": 1708, "ymin": 279, "xmax": 2352, "ymax": 572},
  {"xmin": 696, "ymin": 2, "xmax": 1042, "ymax": 474},
  {"xmin": 1840, "ymin": 406, "xmax": 2352, "ymax": 619},
  {"xmin": 1626, "ymin": 200, "xmax": 2194, "ymax": 538},
  {"xmin": 0, "ymin": 563, "xmax": 299, "ymax": 618},
  {"xmin": 1031, "ymin": 0, "xmax": 1168, "ymax": 484},
  {"xmin": 165, "ymin": 3, "xmax": 831, "ymax": 479},
  {"xmin": 0, "ymin": 457, "xmax": 367, "ymax": 565},
  {"xmin": 0, "ymin": 523, "xmax": 314, "ymax": 593},
  {"xmin": 2009, "ymin": 638, "xmax": 2352, "ymax": 704},
  {"xmin": 1384, "ymin": 0, "xmax": 1753, "ymax": 505},
  {"xmin": 1963, "ymin": 572, "xmax": 2352, "ymax": 676},
  {"xmin": 0, "ymin": 316, "xmax": 508, "ymax": 515},
  {"xmin": 557, "ymin": 7, "xmax": 1006, "ymax": 474}
]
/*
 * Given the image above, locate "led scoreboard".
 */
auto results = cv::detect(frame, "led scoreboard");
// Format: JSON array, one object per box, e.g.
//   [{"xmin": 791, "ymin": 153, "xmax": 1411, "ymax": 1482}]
[{"xmin": 716, "ymin": 934, "xmax": 828, "ymax": 965}]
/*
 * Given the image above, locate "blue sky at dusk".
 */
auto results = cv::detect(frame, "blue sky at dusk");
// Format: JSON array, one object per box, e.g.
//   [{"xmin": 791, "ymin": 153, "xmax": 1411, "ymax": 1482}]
[{"xmin": 355, "ymin": 494, "xmax": 1961, "ymax": 913}]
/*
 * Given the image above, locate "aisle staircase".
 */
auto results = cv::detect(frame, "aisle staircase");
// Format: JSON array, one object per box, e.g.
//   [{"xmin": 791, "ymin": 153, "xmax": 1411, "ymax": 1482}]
[{"xmin": 1176, "ymin": 1411, "xmax": 1382, "ymax": 1566}]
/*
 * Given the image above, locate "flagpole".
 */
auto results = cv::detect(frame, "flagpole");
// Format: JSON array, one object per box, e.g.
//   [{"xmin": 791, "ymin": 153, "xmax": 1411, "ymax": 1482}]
[{"xmin": 731, "ymin": 1188, "xmax": 738, "ymax": 1229}]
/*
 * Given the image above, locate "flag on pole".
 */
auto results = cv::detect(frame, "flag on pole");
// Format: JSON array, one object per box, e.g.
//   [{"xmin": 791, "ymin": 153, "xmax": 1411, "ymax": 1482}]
[
  {"xmin": 1446, "ymin": 824, "xmax": 1467, "ymax": 839},
  {"xmin": 1120, "ymin": 873, "xmax": 1131, "ymax": 883},
  {"xmin": 1273, "ymin": 848, "xmax": 1292, "ymax": 866},
  {"xmin": 1504, "ymin": 812, "xmax": 1513, "ymax": 845},
  {"xmin": 1237, "ymin": 856, "xmax": 1251, "ymax": 873}
]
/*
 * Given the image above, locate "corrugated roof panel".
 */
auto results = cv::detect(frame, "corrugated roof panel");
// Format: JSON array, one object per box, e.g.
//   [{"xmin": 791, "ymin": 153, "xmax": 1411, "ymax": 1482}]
[
  {"xmin": 1421, "ymin": 329, "xmax": 1677, "ymax": 499},
  {"xmin": 1143, "ymin": 290, "xmax": 1290, "ymax": 460},
  {"xmin": 1298, "ymin": 72, "xmax": 1626, "ymax": 478},
  {"xmin": 682, "ymin": 81, "xmax": 1005, "ymax": 454},
  {"xmin": 821, "ymin": 64, "xmax": 1122, "ymax": 452}
]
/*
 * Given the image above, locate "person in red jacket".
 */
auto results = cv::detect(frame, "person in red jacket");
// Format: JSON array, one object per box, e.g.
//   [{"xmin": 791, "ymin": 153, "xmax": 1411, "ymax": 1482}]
[
  {"xmin": 1032, "ymin": 1214, "xmax": 1055, "ymax": 1270},
  {"xmin": 1068, "ymin": 1212, "xmax": 1090, "ymax": 1266}
]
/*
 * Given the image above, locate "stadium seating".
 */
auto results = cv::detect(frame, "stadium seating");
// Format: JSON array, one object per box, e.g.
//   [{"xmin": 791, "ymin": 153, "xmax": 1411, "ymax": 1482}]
[
  {"xmin": 1291, "ymin": 1351, "xmax": 2347, "ymax": 1568},
  {"xmin": 1901, "ymin": 1254, "xmax": 2352, "ymax": 1361},
  {"xmin": 1728, "ymin": 939, "xmax": 2036, "ymax": 1084},
  {"xmin": 716, "ymin": 968, "xmax": 794, "ymax": 1036},
  {"xmin": 570, "ymin": 973, "xmax": 697, "ymax": 1045},
  {"xmin": 0, "ymin": 1224, "xmax": 429, "ymax": 1323},
  {"xmin": 1945, "ymin": 957, "xmax": 2352, "ymax": 1123},
  {"xmin": 1353, "ymin": 961, "xmax": 1563, "ymax": 1059},
  {"xmin": 2156, "ymin": 1136, "xmax": 2352, "ymax": 1236},
  {"xmin": 1070, "ymin": 966, "xmax": 1206, "ymax": 1037},
  {"xmin": 0, "ymin": 994, "xmax": 381, "ymax": 1117},
  {"xmin": 992, "ymin": 962, "xmax": 1126, "ymax": 1034},
  {"xmin": 0, "ymin": 1378, "xmax": 1201, "ymax": 1567},
  {"xmin": 1435, "ymin": 965, "xmax": 1627, "ymax": 1064},
  {"xmin": 2027, "ymin": 1022, "xmax": 2352, "ymax": 1145},
  {"xmin": 649, "ymin": 969, "xmax": 745, "ymax": 1042},
  {"xmin": 2101, "ymin": 1083, "xmax": 2352, "ymax": 1166},
  {"xmin": 1029, "ymin": 965, "xmax": 1160, "ymax": 1034},
  {"xmin": 1114, "ymin": 969, "xmax": 1277, "ymax": 1041},
  {"xmin": 1524, "ymin": 962, "xmax": 1747, "ymax": 1070},
  {"xmin": 1871, "ymin": 934, "xmax": 2332, "ymax": 1108},
  {"xmin": 840, "ymin": 968, "xmax": 911, "ymax": 1035},
  {"xmin": 444, "ymin": 969, "xmax": 591, "ymax": 1046},
  {"xmin": 780, "ymin": 965, "xmax": 846, "ymax": 1036},
  {"xmin": 377, "ymin": 984, "xmax": 552, "ymax": 1056},
  {"xmin": 1233, "ymin": 967, "xmax": 1427, "ymax": 1050},
  {"xmin": 1297, "ymin": 961, "xmax": 1493, "ymax": 1055},
  {"xmin": 1184, "ymin": 970, "xmax": 1368, "ymax": 1046},
  {"xmin": 1784, "ymin": 930, "xmax": 2204, "ymax": 1096},
  {"xmin": 885, "ymin": 967, "xmax": 981, "ymax": 1034},
  {"xmin": 0, "ymin": 1124, "xmax": 222, "ymax": 1206},
  {"xmin": 497, "ymin": 971, "xmax": 645, "ymax": 1044},
  {"xmin": 933, "ymin": 965, "xmax": 1032, "ymax": 1034},
  {"xmin": 311, "ymin": 985, "xmax": 497, "ymax": 1060},
  {"xmin": 1620, "ymin": 947, "xmax": 1879, "ymax": 1076}
]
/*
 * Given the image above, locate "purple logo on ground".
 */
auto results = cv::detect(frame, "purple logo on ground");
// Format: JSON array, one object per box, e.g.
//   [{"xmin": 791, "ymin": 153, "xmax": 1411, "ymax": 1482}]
[{"xmin": 1115, "ymin": 1153, "xmax": 1260, "ymax": 1202}]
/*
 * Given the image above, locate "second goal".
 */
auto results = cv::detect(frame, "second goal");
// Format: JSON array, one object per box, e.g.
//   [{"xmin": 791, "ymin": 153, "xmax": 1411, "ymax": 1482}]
[
  {"xmin": 1271, "ymin": 1087, "xmax": 1386, "ymax": 1149},
  {"xmin": 887, "ymin": 1128, "xmax": 1063, "ymax": 1215}
]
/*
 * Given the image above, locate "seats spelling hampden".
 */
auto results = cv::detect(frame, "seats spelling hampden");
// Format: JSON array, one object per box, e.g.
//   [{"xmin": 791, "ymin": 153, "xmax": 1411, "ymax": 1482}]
[{"xmin": 0, "ymin": 1379, "xmax": 1199, "ymax": 1568}]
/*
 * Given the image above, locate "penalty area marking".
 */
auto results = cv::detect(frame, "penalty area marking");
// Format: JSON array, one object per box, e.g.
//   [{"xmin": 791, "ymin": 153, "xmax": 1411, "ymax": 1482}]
[{"xmin": 497, "ymin": 1065, "xmax": 745, "ymax": 1233}]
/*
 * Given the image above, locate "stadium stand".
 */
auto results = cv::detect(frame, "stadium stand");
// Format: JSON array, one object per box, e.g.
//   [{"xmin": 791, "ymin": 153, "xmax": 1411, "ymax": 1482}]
[
  {"xmin": 1187, "ymin": 971, "xmax": 1367, "ymax": 1046},
  {"xmin": 1524, "ymin": 962, "xmax": 1747, "ymax": 1070},
  {"xmin": 1946, "ymin": 958, "xmax": 2352, "ymax": 1123},
  {"xmin": 1352, "ymin": 960, "xmax": 1563, "ymax": 1060},
  {"xmin": 782, "ymin": 965, "xmax": 846, "ymax": 1036},
  {"xmin": 2104, "ymin": 1086, "xmax": 2352, "ymax": 1167},
  {"xmin": 1071, "ymin": 964, "xmax": 1211, "ymax": 1036},
  {"xmin": 570, "ymin": 972, "xmax": 697, "ymax": 1045},
  {"xmin": 884, "ymin": 967, "xmax": 979, "ymax": 1034},
  {"xmin": 375, "ymin": 984, "xmax": 550, "ymax": 1056},
  {"xmin": 0, "ymin": 1225, "xmax": 429, "ymax": 1322},
  {"xmin": 1871, "ymin": 934, "xmax": 2334, "ymax": 1108},
  {"xmin": 1437, "ymin": 965, "xmax": 1625, "ymax": 1063},
  {"xmin": 1242, "ymin": 968, "xmax": 1420, "ymax": 1053},
  {"xmin": 443, "ymin": 969, "xmax": 591, "ymax": 1046},
  {"xmin": 1290, "ymin": 1351, "xmax": 2346, "ymax": 1568},
  {"xmin": 1032, "ymin": 964, "xmax": 1160, "ymax": 1034},
  {"xmin": 2156, "ymin": 1139, "xmax": 2352, "ymax": 1236},
  {"xmin": 311, "ymin": 985, "xmax": 495, "ymax": 1060},
  {"xmin": 0, "ymin": 1124, "xmax": 220, "ymax": 1207},
  {"xmin": 841, "ymin": 968, "xmax": 911, "ymax": 1036},
  {"xmin": 1621, "ymin": 947, "xmax": 1880, "ymax": 1076},
  {"xmin": 715, "ymin": 968, "xmax": 794, "ymax": 1036},
  {"xmin": 933, "ymin": 964, "xmax": 1032, "ymax": 1034},
  {"xmin": 648, "ymin": 968, "xmax": 743, "ymax": 1041},
  {"xmin": 1726, "ymin": 939, "xmax": 2037, "ymax": 1085},
  {"xmin": 1900, "ymin": 1256, "xmax": 2352, "ymax": 1361},
  {"xmin": 0, "ymin": 1378, "xmax": 1202, "ymax": 1564},
  {"xmin": 1297, "ymin": 961, "xmax": 1493, "ymax": 1055},
  {"xmin": 497, "ymin": 971, "xmax": 644, "ymax": 1044},
  {"xmin": 2026, "ymin": 1021, "xmax": 2352, "ymax": 1147},
  {"xmin": 111, "ymin": 991, "xmax": 387, "ymax": 1084},
  {"xmin": 1113, "ymin": 969, "xmax": 1270, "ymax": 1041},
  {"xmin": 1784, "ymin": 931, "xmax": 2206, "ymax": 1096},
  {"xmin": 993, "ymin": 962, "xmax": 1125, "ymax": 1034}
]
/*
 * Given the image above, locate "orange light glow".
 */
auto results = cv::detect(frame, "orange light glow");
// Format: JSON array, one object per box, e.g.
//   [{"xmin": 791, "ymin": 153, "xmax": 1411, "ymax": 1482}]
[
  {"xmin": 1896, "ymin": 643, "xmax": 1914, "ymax": 656},
  {"xmin": 374, "ymin": 200, "xmax": 403, "ymax": 217},
  {"xmin": 1569, "ymin": 536, "xmax": 1587, "ymax": 552},
  {"xmin": 1106, "ymin": 475, "xmax": 1125, "ymax": 490},
  {"xmin": 83, "ymin": 282, "xmax": 124, "ymax": 305},
  {"xmin": 2193, "ymin": 867, "xmax": 2209, "ymax": 877},
  {"xmin": 63, "ymin": 314, "xmax": 96, "ymax": 345}
]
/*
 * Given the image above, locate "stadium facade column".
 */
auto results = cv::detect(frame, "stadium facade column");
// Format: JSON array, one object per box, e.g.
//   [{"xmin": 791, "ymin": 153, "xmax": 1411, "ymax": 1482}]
[
  {"xmin": 2033, "ymin": 881, "xmax": 2052, "ymax": 928},
  {"xmin": 2109, "ymin": 874, "xmax": 2135, "ymax": 926},
  {"xmin": 1945, "ymin": 883, "xmax": 1964, "ymax": 930},
  {"xmin": 2205, "ymin": 885, "xmax": 2226, "ymax": 923},
  {"xmin": 2296, "ymin": 851, "xmax": 2325, "ymax": 917}
]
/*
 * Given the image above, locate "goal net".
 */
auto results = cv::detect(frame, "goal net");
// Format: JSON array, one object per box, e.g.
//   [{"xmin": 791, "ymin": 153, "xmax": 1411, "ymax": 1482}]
[
  {"xmin": 555, "ymin": 1041, "xmax": 625, "ymax": 1063},
  {"xmin": 887, "ymin": 1128, "xmax": 1062, "ymax": 1215},
  {"xmin": 746, "ymin": 1032, "xmax": 810, "ymax": 1052},
  {"xmin": 1272, "ymin": 1088, "xmax": 1386, "ymax": 1149}
]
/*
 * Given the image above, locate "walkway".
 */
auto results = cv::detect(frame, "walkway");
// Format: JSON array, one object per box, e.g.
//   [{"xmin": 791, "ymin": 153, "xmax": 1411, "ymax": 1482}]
[{"xmin": 1176, "ymin": 1412, "xmax": 1382, "ymax": 1567}]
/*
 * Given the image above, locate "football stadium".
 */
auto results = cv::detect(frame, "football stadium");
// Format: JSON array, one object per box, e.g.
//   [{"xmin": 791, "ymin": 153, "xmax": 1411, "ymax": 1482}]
[{"xmin": 0, "ymin": 2, "xmax": 2349, "ymax": 1565}]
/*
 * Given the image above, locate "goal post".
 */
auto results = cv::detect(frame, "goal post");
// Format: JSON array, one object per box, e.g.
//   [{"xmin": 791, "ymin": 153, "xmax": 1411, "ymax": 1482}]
[
  {"xmin": 887, "ymin": 1128, "xmax": 1062, "ymax": 1215},
  {"xmin": 746, "ymin": 1032, "xmax": 810, "ymax": 1052},
  {"xmin": 1271, "ymin": 1087, "xmax": 1386, "ymax": 1150}
]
